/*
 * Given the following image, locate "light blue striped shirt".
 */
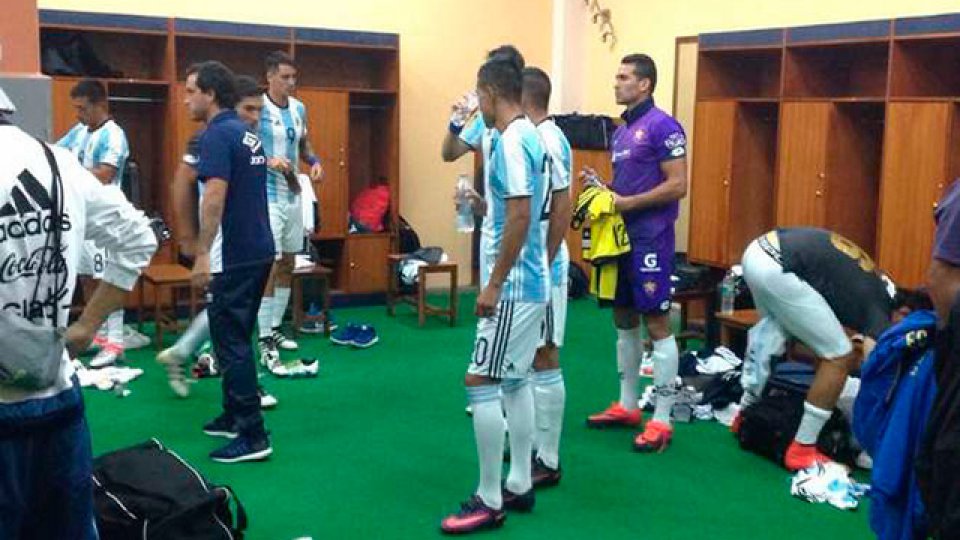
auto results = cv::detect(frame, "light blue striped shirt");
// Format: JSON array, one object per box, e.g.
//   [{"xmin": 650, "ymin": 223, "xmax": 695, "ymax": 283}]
[
  {"xmin": 56, "ymin": 119, "xmax": 129, "ymax": 186},
  {"xmin": 259, "ymin": 93, "xmax": 308, "ymax": 204},
  {"xmin": 537, "ymin": 119, "xmax": 573, "ymax": 287},
  {"xmin": 482, "ymin": 117, "xmax": 550, "ymax": 303}
]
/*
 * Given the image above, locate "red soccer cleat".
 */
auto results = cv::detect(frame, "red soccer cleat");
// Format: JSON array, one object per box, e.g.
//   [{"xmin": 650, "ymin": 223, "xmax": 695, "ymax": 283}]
[
  {"xmin": 440, "ymin": 495, "xmax": 505, "ymax": 535},
  {"xmin": 633, "ymin": 420, "xmax": 674, "ymax": 453},
  {"xmin": 586, "ymin": 402, "xmax": 643, "ymax": 428}
]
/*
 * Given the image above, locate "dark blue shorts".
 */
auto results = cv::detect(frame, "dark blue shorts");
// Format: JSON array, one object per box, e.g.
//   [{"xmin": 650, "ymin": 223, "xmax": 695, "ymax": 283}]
[{"xmin": 612, "ymin": 229, "xmax": 675, "ymax": 314}]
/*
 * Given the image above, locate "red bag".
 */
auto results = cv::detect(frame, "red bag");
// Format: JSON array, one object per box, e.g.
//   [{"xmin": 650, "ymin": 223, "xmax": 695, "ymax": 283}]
[{"xmin": 350, "ymin": 185, "xmax": 390, "ymax": 232}]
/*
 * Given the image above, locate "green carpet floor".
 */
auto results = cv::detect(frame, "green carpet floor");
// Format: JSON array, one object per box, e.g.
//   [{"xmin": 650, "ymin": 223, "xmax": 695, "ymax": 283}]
[{"xmin": 84, "ymin": 293, "xmax": 872, "ymax": 539}]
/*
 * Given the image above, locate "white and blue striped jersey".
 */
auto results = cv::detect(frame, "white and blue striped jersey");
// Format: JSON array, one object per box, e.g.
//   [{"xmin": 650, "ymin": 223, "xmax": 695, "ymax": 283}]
[
  {"xmin": 259, "ymin": 93, "xmax": 308, "ymax": 204},
  {"xmin": 481, "ymin": 116, "xmax": 550, "ymax": 304},
  {"xmin": 537, "ymin": 119, "xmax": 573, "ymax": 287},
  {"xmin": 459, "ymin": 113, "xmax": 498, "ymax": 181},
  {"xmin": 56, "ymin": 119, "xmax": 129, "ymax": 187}
]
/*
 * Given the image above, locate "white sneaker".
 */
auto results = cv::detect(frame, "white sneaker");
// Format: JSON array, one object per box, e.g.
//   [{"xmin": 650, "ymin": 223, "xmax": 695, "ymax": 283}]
[
  {"xmin": 258, "ymin": 339, "xmax": 279, "ymax": 368},
  {"xmin": 272, "ymin": 329, "xmax": 298, "ymax": 351},
  {"xmin": 258, "ymin": 386, "xmax": 278, "ymax": 409},
  {"xmin": 157, "ymin": 347, "xmax": 190, "ymax": 398},
  {"xmin": 90, "ymin": 345, "xmax": 123, "ymax": 368},
  {"xmin": 123, "ymin": 325, "xmax": 152, "ymax": 350}
]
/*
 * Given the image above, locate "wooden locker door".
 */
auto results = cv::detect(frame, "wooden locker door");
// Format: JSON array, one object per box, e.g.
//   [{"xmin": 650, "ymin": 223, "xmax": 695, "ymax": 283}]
[
  {"xmin": 878, "ymin": 102, "xmax": 951, "ymax": 288},
  {"xmin": 776, "ymin": 102, "xmax": 831, "ymax": 228},
  {"xmin": 298, "ymin": 89, "xmax": 349, "ymax": 239},
  {"xmin": 50, "ymin": 78, "xmax": 77, "ymax": 141},
  {"xmin": 344, "ymin": 235, "xmax": 390, "ymax": 293},
  {"xmin": 687, "ymin": 101, "xmax": 736, "ymax": 266}
]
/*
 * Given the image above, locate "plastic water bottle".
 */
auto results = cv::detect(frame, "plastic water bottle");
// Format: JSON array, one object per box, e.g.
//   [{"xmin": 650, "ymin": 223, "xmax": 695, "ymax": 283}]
[
  {"xmin": 720, "ymin": 268, "xmax": 736, "ymax": 314},
  {"xmin": 455, "ymin": 174, "xmax": 475, "ymax": 233}
]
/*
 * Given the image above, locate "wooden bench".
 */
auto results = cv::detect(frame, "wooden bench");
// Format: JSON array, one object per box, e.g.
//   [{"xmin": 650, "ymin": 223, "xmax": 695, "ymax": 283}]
[{"xmin": 386, "ymin": 254, "xmax": 458, "ymax": 326}]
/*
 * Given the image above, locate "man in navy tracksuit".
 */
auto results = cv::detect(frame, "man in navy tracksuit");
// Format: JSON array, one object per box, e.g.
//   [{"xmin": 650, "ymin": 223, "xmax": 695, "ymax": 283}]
[{"xmin": 182, "ymin": 61, "xmax": 275, "ymax": 463}]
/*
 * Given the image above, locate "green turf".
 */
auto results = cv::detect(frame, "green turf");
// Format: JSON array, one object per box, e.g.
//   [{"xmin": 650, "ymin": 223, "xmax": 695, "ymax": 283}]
[{"xmin": 85, "ymin": 293, "xmax": 872, "ymax": 539}]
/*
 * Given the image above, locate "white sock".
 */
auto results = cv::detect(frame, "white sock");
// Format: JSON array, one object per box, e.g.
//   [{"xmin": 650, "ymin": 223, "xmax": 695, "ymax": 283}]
[
  {"xmin": 795, "ymin": 401, "xmax": 832, "ymax": 445},
  {"xmin": 617, "ymin": 327, "xmax": 643, "ymax": 410},
  {"xmin": 257, "ymin": 297, "xmax": 273, "ymax": 339},
  {"xmin": 272, "ymin": 287, "xmax": 291, "ymax": 329},
  {"xmin": 468, "ymin": 385, "xmax": 505, "ymax": 510},
  {"xmin": 502, "ymin": 379, "xmax": 534, "ymax": 495},
  {"xmin": 172, "ymin": 310, "xmax": 209, "ymax": 358},
  {"xmin": 106, "ymin": 310, "xmax": 124, "ymax": 350},
  {"xmin": 533, "ymin": 369, "xmax": 565, "ymax": 470},
  {"xmin": 651, "ymin": 335, "xmax": 679, "ymax": 425}
]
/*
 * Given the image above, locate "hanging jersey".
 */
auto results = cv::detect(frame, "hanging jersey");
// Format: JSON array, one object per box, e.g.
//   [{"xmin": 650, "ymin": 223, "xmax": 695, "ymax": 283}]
[
  {"xmin": 56, "ymin": 119, "xmax": 129, "ymax": 187},
  {"xmin": 259, "ymin": 93, "xmax": 308, "ymax": 204},
  {"xmin": 482, "ymin": 116, "xmax": 549, "ymax": 303},
  {"xmin": 537, "ymin": 119, "xmax": 572, "ymax": 286}
]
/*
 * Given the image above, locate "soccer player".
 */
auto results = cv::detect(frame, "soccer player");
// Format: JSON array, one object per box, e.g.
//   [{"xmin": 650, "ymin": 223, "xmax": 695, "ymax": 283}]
[
  {"xmin": 440, "ymin": 54, "xmax": 550, "ymax": 535},
  {"xmin": 56, "ymin": 78, "xmax": 131, "ymax": 368},
  {"xmin": 521, "ymin": 66, "xmax": 571, "ymax": 487},
  {"xmin": 159, "ymin": 75, "xmax": 277, "ymax": 409},
  {"xmin": 257, "ymin": 51, "xmax": 323, "ymax": 370},
  {"xmin": 184, "ymin": 61, "xmax": 275, "ymax": 463},
  {"xmin": 583, "ymin": 54, "xmax": 688, "ymax": 453},
  {"xmin": 736, "ymin": 227, "xmax": 909, "ymax": 470}
]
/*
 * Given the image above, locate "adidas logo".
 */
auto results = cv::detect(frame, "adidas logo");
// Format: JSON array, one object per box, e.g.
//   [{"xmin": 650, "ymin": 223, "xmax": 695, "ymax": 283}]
[{"xmin": 0, "ymin": 169, "xmax": 71, "ymax": 243}]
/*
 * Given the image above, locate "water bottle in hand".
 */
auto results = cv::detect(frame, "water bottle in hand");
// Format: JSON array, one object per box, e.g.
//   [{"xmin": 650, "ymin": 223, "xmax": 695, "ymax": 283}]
[{"xmin": 455, "ymin": 174, "xmax": 475, "ymax": 233}]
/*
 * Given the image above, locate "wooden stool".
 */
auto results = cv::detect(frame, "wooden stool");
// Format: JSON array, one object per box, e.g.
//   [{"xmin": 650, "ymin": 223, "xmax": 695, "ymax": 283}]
[
  {"xmin": 138, "ymin": 263, "xmax": 197, "ymax": 351},
  {"xmin": 672, "ymin": 287, "xmax": 716, "ymax": 348},
  {"xmin": 291, "ymin": 263, "xmax": 333, "ymax": 337},
  {"xmin": 386, "ymin": 254, "xmax": 458, "ymax": 326}
]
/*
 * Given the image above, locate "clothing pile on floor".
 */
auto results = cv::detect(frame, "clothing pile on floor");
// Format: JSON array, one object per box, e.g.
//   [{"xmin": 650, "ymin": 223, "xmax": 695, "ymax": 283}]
[
  {"xmin": 791, "ymin": 461, "xmax": 870, "ymax": 511},
  {"xmin": 74, "ymin": 360, "xmax": 142, "ymax": 395},
  {"xmin": 639, "ymin": 346, "xmax": 744, "ymax": 425}
]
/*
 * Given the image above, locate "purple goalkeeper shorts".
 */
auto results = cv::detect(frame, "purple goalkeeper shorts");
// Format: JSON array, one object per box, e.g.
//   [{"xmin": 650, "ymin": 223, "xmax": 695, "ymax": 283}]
[{"xmin": 612, "ymin": 228, "xmax": 675, "ymax": 314}]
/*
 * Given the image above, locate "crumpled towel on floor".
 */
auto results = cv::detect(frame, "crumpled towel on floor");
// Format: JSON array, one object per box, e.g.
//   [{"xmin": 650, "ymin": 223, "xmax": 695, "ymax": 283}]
[
  {"xmin": 74, "ymin": 360, "xmax": 144, "ymax": 391},
  {"xmin": 790, "ymin": 461, "xmax": 870, "ymax": 511}
]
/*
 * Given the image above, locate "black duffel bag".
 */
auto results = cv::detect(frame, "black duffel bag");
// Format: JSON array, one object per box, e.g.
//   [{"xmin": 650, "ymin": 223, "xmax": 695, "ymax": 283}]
[
  {"xmin": 737, "ymin": 380, "xmax": 858, "ymax": 469},
  {"xmin": 551, "ymin": 113, "xmax": 617, "ymax": 150},
  {"xmin": 93, "ymin": 439, "xmax": 247, "ymax": 539}
]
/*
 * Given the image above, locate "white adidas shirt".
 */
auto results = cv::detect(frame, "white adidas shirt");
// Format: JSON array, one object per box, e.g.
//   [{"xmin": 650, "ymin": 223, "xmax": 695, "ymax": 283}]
[{"xmin": 0, "ymin": 123, "xmax": 157, "ymax": 404}]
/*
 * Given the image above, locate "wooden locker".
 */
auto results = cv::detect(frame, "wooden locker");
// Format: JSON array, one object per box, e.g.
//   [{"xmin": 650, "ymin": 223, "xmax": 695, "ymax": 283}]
[
  {"xmin": 298, "ymin": 89, "xmax": 350, "ymax": 239},
  {"xmin": 688, "ymin": 101, "xmax": 736, "ymax": 266},
  {"xmin": 776, "ymin": 102, "xmax": 831, "ymax": 228},
  {"xmin": 342, "ymin": 234, "xmax": 390, "ymax": 293},
  {"xmin": 50, "ymin": 77, "xmax": 77, "ymax": 141},
  {"xmin": 688, "ymin": 101, "xmax": 777, "ymax": 267},
  {"xmin": 878, "ymin": 102, "xmax": 953, "ymax": 287}
]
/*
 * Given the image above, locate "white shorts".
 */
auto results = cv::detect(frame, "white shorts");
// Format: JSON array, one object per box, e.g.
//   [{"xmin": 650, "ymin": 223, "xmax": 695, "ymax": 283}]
[
  {"xmin": 269, "ymin": 194, "xmax": 305, "ymax": 258},
  {"xmin": 539, "ymin": 282, "xmax": 568, "ymax": 348},
  {"xmin": 741, "ymin": 239, "xmax": 852, "ymax": 359},
  {"xmin": 468, "ymin": 301, "xmax": 546, "ymax": 380},
  {"xmin": 77, "ymin": 240, "xmax": 106, "ymax": 278}
]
